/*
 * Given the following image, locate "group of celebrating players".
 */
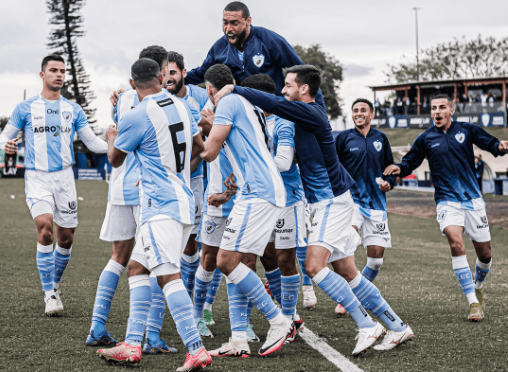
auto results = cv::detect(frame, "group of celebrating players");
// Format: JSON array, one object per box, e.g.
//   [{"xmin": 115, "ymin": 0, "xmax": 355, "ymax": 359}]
[{"xmin": 1, "ymin": 2, "xmax": 507, "ymax": 372}]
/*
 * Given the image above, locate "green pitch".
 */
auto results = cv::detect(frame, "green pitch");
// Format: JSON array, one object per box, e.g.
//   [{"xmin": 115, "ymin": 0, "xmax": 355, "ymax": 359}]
[{"xmin": 1, "ymin": 179, "xmax": 506, "ymax": 371}]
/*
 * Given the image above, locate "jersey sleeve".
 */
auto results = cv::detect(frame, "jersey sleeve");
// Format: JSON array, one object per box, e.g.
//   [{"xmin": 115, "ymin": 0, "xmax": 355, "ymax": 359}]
[
  {"xmin": 467, "ymin": 122, "xmax": 505, "ymax": 157},
  {"xmin": 381, "ymin": 134, "xmax": 397, "ymax": 188},
  {"xmin": 7, "ymin": 104, "xmax": 25, "ymax": 130},
  {"xmin": 181, "ymin": 98, "xmax": 201, "ymax": 131},
  {"xmin": 275, "ymin": 119, "xmax": 295, "ymax": 148},
  {"xmin": 114, "ymin": 112, "xmax": 145, "ymax": 153},
  {"xmin": 335, "ymin": 131, "xmax": 346, "ymax": 159},
  {"xmin": 213, "ymin": 95, "xmax": 237, "ymax": 127},
  {"xmin": 73, "ymin": 106, "xmax": 90, "ymax": 131},
  {"xmin": 398, "ymin": 132, "xmax": 427, "ymax": 177}
]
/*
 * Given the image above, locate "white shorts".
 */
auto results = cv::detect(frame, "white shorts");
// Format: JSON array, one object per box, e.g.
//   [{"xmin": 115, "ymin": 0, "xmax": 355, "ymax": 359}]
[
  {"xmin": 99, "ymin": 203, "xmax": 141, "ymax": 242},
  {"xmin": 191, "ymin": 177, "xmax": 204, "ymax": 235},
  {"xmin": 25, "ymin": 167, "xmax": 78, "ymax": 228},
  {"xmin": 220, "ymin": 198, "xmax": 281, "ymax": 256},
  {"xmin": 307, "ymin": 191, "xmax": 354, "ymax": 254},
  {"xmin": 436, "ymin": 204, "xmax": 491, "ymax": 242},
  {"xmin": 197, "ymin": 213, "xmax": 229, "ymax": 247},
  {"xmin": 269, "ymin": 201, "xmax": 307, "ymax": 249},
  {"xmin": 352, "ymin": 204, "xmax": 392, "ymax": 248},
  {"xmin": 329, "ymin": 226, "xmax": 362, "ymax": 262},
  {"xmin": 131, "ymin": 216, "xmax": 192, "ymax": 274}
]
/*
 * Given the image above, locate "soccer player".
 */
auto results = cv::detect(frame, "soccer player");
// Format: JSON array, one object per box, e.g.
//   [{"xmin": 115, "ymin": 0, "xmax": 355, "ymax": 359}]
[
  {"xmin": 184, "ymin": 1, "xmax": 325, "ymax": 108},
  {"xmin": 86, "ymin": 46, "xmax": 176, "ymax": 354},
  {"xmin": 96, "ymin": 58, "xmax": 211, "ymax": 370},
  {"xmin": 335, "ymin": 99, "xmax": 396, "ymax": 285},
  {"xmin": 200, "ymin": 64, "xmax": 295, "ymax": 357},
  {"xmin": 384, "ymin": 95, "xmax": 508, "ymax": 322},
  {"xmin": 213, "ymin": 65, "xmax": 408, "ymax": 355},
  {"xmin": 0, "ymin": 54, "xmax": 107, "ymax": 316}
]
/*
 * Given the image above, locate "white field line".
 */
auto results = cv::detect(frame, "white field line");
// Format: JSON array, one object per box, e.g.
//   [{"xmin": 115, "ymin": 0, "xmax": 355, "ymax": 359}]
[{"xmin": 299, "ymin": 327, "xmax": 365, "ymax": 372}]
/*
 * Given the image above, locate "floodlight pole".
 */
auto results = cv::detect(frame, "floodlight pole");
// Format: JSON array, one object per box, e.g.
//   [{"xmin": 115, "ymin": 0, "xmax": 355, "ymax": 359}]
[{"xmin": 413, "ymin": 7, "xmax": 421, "ymax": 82}]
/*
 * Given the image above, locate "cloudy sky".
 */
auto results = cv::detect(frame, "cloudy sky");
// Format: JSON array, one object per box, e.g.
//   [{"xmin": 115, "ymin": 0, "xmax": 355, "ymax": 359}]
[{"xmin": 1, "ymin": 0, "xmax": 507, "ymax": 130}]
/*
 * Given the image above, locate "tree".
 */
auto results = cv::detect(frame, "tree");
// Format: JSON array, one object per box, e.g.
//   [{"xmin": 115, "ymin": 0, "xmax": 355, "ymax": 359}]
[
  {"xmin": 292, "ymin": 44, "xmax": 343, "ymax": 119},
  {"xmin": 46, "ymin": 0, "xmax": 96, "ymax": 124},
  {"xmin": 386, "ymin": 35, "xmax": 508, "ymax": 84}
]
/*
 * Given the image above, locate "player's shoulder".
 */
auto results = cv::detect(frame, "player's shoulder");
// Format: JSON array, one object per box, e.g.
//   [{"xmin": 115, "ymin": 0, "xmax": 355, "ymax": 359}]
[
  {"xmin": 452, "ymin": 120, "xmax": 475, "ymax": 131},
  {"xmin": 336, "ymin": 128, "xmax": 355, "ymax": 140},
  {"xmin": 274, "ymin": 115, "xmax": 293, "ymax": 127},
  {"xmin": 371, "ymin": 127, "xmax": 389, "ymax": 141},
  {"xmin": 120, "ymin": 88, "xmax": 138, "ymax": 100},
  {"xmin": 250, "ymin": 25, "xmax": 284, "ymax": 41},
  {"xmin": 14, "ymin": 95, "xmax": 40, "ymax": 111},
  {"xmin": 187, "ymin": 84, "xmax": 207, "ymax": 97}
]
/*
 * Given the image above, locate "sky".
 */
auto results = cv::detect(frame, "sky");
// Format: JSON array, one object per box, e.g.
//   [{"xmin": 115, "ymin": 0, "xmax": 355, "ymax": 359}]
[{"xmin": 1, "ymin": 0, "xmax": 508, "ymax": 131}]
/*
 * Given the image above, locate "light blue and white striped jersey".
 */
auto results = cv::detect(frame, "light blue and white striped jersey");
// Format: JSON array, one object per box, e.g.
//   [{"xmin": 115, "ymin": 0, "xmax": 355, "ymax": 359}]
[
  {"xmin": 108, "ymin": 89, "xmax": 141, "ymax": 206},
  {"xmin": 266, "ymin": 115, "xmax": 305, "ymax": 207},
  {"xmin": 114, "ymin": 89, "xmax": 199, "ymax": 225},
  {"xmin": 183, "ymin": 84, "xmax": 209, "ymax": 179},
  {"xmin": 203, "ymin": 145, "xmax": 236, "ymax": 217},
  {"xmin": 8, "ymin": 95, "xmax": 89, "ymax": 171},
  {"xmin": 213, "ymin": 94, "xmax": 285, "ymax": 207}
]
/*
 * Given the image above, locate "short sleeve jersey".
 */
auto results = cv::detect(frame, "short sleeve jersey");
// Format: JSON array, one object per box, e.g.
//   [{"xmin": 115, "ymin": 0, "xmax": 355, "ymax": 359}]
[
  {"xmin": 114, "ymin": 89, "xmax": 199, "ymax": 225},
  {"xmin": 213, "ymin": 93, "xmax": 285, "ymax": 207},
  {"xmin": 8, "ymin": 94, "xmax": 89, "ymax": 171}
]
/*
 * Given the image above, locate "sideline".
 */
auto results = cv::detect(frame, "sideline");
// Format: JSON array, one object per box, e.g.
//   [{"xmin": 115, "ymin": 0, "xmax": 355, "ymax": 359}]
[{"xmin": 299, "ymin": 327, "xmax": 365, "ymax": 372}]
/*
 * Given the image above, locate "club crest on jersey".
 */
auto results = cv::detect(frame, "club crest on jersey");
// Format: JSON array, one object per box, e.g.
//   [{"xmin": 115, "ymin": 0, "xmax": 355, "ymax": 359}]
[
  {"xmin": 253, "ymin": 53, "xmax": 265, "ymax": 68},
  {"xmin": 205, "ymin": 220, "xmax": 217, "ymax": 234},
  {"xmin": 455, "ymin": 132, "xmax": 465, "ymax": 144},
  {"xmin": 373, "ymin": 140, "xmax": 382, "ymax": 152},
  {"xmin": 376, "ymin": 223, "xmax": 386, "ymax": 232},
  {"xmin": 62, "ymin": 111, "xmax": 72, "ymax": 122},
  {"xmin": 276, "ymin": 219, "xmax": 285, "ymax": 229}
]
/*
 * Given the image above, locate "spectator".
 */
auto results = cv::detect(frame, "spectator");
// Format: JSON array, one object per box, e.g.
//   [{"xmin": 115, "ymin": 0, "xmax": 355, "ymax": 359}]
[
  {"xmin": 384, "ymin": 99, "xmax": 391, "ymax": 116},
  {"xmin": 396, "ymin": 98, "xmax": 403, "ymax": 115},
  {"xmin": 375, "ymin": 98, "xmax": 381, "ymax": 117}
]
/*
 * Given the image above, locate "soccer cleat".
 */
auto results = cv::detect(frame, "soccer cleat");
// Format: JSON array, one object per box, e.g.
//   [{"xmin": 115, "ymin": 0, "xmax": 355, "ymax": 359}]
[
  {"xmin": 285, "ymin": 317, "xmax": 304, "ymax": 344},
  {"xmin": 53, "ymin": 289, "xmax": 64, "ymax": 312},
  {"xmin": 142, "ymin": 338, "xmax": 178, "ymax": 354},
  {"xmin": 195, "ymin": 318, "xmax": 214, "ymax": 338},
  {"xmin": 258, "ymin": 316, "xmax": 295, "ymax": 356},
  {"xmin": 209, "ymin": 338, "xmax": 251, "ymax": 358},
  {"xmin": 335, "ymin": 303, "xmax": 347, "ymax": 316},
  {"xmin": 203, "ymin": 309, "xmax": 215, "ymax": 326},
  {"xmin": 302, "ymin": 285, "xmax": 317, "ymax": 310},
  {"xmin": 475, "ymin": 288, "xmax": 485, "ymax": 316},
  {"xmin": 97, "ymin": 342, "xmax": 142, "ymax": 366},
  {"xmin": 468, "ymin": 303, "xmax": 483, "ymax": 322},
  {"xmin": 246, "ymin": 324, "xmax": 260, "ymax": 343},
  {"xmin": 45, "ymin": 295, "xmax": 60, "ymax": 316},
  {"xmin": 86, "ymin": 329, "xmax": 118, "ymax": 347},
  {"xmin": 176, "ymin": 348, "xmax": 212, "ymax": 372},
  {"xmin": 373, "ymin": 324, "xmax": 413, "ymax": 351},
  {"xmin": 352, "ymin": 322, "xmax": 385, "ymax": 357}
]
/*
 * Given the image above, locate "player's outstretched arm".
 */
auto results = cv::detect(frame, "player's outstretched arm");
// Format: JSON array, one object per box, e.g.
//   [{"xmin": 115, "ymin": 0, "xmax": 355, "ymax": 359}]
[
  {"xmin": 77, "ymin": 125, "xmax": 108, "ymax": 154},
  {"xmin": 383, "ymin": 165, "xmax": 401, "ymax": 176},
  {"xmin": 499, "ymin": 140, "xmax": 508, "ymax": 153}
]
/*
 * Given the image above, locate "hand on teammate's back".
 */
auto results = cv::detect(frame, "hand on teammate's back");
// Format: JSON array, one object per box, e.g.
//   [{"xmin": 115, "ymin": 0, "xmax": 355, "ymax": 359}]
[
  {"xmin": 109, "ymin": 89, "xmax": 125, "ymax": 107},
  {"xmin": 199, "ymin": 108, "xmax": 214, "ymax": 136},
  {"xmin": 214, "ymin": 84, "xmax": 235, "ymax": 105},
  {"xmin": 383, "ymin": 164, "xmax": 401, "ymax": 176}
]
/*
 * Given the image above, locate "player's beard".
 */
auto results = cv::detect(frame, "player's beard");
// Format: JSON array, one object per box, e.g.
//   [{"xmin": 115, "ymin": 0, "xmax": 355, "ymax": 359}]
[
  {"xmin": 166, "ymin": 78, "xmax": 184, "ymax": 95},
  {"xmin": 228, "ymin": 29, "xmax": 247, "ymax": 50}
]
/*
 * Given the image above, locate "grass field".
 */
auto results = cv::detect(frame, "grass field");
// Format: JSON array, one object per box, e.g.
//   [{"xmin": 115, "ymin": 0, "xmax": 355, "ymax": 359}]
[{"xmin": 1, "ymin": 179, "xmax": 507, "ymax": 372}]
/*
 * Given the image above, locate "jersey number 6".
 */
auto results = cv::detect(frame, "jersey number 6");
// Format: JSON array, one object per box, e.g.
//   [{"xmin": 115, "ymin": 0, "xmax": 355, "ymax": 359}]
[{"xmin": 168, "ymin": 121, "xmax": 186, "ymax": 172}]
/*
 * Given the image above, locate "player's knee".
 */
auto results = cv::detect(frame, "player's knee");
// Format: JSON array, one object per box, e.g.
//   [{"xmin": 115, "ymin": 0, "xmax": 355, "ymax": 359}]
[
  {"xmin": 305, "ymin": 262, "xmax": 321, "ymax": 279},
  {"xmin": 38, "ymin": 228, "xmax": 54, "ymax": 245},
  {"xmin": 127, "ymin": 260, "xmax": 147, "ymax": 277},
  {"xmin": 201, "ymin": 253, "xmax": 217, "ymax": 271}
]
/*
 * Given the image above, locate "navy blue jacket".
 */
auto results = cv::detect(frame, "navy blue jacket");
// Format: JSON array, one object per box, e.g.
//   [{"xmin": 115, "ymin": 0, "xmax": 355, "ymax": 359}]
[
  {"xmin": 399, "ymin": 121, "xmax": 504, "ymax": 206},
  {"xmin": 186, "ymin": 25, "xmax": 325, "ymax": 107},
  {"xmin": 232, "ymin": 86, "xmax": 354, "ymax": 203},
  {"xmin": 335, "ymin": 127, "xmax": 396, "ymax": 211}
]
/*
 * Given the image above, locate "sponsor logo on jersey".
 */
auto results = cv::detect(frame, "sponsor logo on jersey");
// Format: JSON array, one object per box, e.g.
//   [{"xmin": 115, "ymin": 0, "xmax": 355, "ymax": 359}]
[
  {"xmin": 477, "ymin": 215, "xmax": 489, "ymax": 229},
  {"xmin": 157, "ymin": 98, "xmax": 174, "ymax": 107},
  {"xmin": 455, "ymin": 132, "xmax": 465, "ymax": 144},
  {"xmin": 276, "ymin": 219, "xmax": 284, "ymax": 228},
  {"xmin": 205, "ymin": 220, "xmax": 217, "ymax": 234},
  {"xmin": 62, "ymin": 111, "xmax": 72, "ymax": 122},
  {"xmin": 253, "ymin": 53, "xmax": 265, "ymax": 67},
  {"xmin": 373, "ymin": 140, "xmax": 382, "ymax": 152},
  {"xmin": 69, "ymin": 201, "xmax": 77, "ymax": 210},
  {"xmin": 225, "ymin": 217, "xmax": 232, "ymax": 226},
  {"xmin": 481, "ymin": 216, "xmax": 487, "ymax": 224},
  {"xmin": 275, "ymin": 228, "xmax": 293, "ymax": 233},
  {"xmin": 376, "ymin": 223, "xmax": 386, "ymax": 232},
  {"xmin": 33, "ymin": 115, "xmax": 43, "ymax": 120},
  {"xmin": 33, "ymin": 125, "xmax": 71, "ymax": 135},
  {"xmin": 47, "ymin": 109, "xmax": 59, "ymax": 114},
  {"xmin": 349, "ymin": 147, "xmax": 359, "ymax": 152},
  {"xmin": 431, "ymin": 142, "xmax": 440, "ymax": 148},
  {"xmin": 144, "ymin": 246, "xmax": 151, "ymax": 252}
]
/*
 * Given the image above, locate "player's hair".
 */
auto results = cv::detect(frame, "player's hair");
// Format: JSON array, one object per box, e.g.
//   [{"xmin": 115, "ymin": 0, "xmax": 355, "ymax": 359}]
[
  {"xmin": 167, "ymin": 51, "xmax": 185, "ymax": 71},
  {"xmin": 351, "ymin": 98, "xmax": 374, "ymax": 112},
  {"xmin": 139, "ymin": 45, "xmax": 168, "ymax": 70},
  {"xmin": 224, "ymin": 1, "xmax": 250, "ymax": 19},
  {"xmin": 41, "ymin": 54, "xmax": 65, "ymax": 71},
  {"xmin": 285, "ymin": 65, "xmax": 321, "ymax": 97},
  {"xmin": 431, "ymin": 94, "xmax": 453, "ymax": 104},
  {"xmin": 131, "ymin": 58, "xmax": 161, "ymax": 87},
  {"xmin": 241, "ymin": 74, "xmax": 276, "ymax": 94},
  {"xmin": 204, "ymin": 64, "xmax": 234, "ymax": 91}
]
